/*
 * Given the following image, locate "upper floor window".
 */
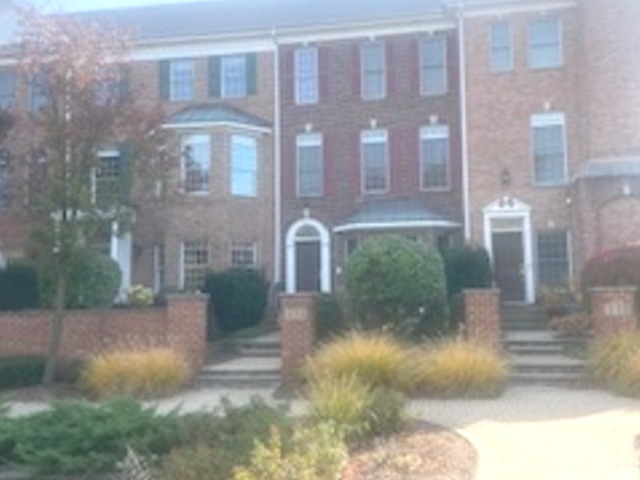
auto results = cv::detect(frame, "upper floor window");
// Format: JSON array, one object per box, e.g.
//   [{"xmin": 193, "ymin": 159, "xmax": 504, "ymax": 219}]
[
  {"xmin": 182, "ymin": 133, "xmax": 211, "ymax": 194},
  {"xmin": 296, "ymin": 133, "xmax": 323, "ymax": 197},
  {"xmin": 230, "ymin": 135, "xmax": 258, "ymax": 197},
  {"xmin": 420, "ymin": 125, "xmax": 450, "ymax": 190},
  {"xmin": 294, "ymin": 47, "xmax": 319, "ymax": 105},
  {"xmin": 231, "ymin": 241, "xmax": 257, "ymax": 268},
  {"xmin": 361, "ymin": 129, "xmax": 388, "ymax": 193},
  {"xmin": 0, "ymin": 69, "xmax": 16, "ymax": 109},
  {"xmin": 169, "ymin": 59, "xmax": 195, "ymax": 101},
  {"xmin": 361, "ymin": 42, "xmax": 386, "ymax": 100},
  {"xmin": 181, "ymin": 241, "xmax": 209, "ymax": 291},
  {"xmin": 528, "ymin": 17, "xmax": 563, "ymax": 69},
  {"xmin": 93, "ymin": 150, "xmax": 121, "ymax": 208},
  {"xmin": 537, "ymin": 230, "xmax": 570, "ymax": 287},
  {"xmin": 29, "ymin": 74, "xmax": 48, "ymax": 111},
  {"xmin": 420, "ymin": 37, "xmax": 447, "ymax": 96},
  {"xmin": 531, "ymin": 112, "xmax": 567, "ymax": 186},
  {"xmin": 491, "ymin": 22, "xmax": 513, "ymax": 72},
  {"xmin": 209, "ymin": 54, "xmax": 257, "ymax": 98}
]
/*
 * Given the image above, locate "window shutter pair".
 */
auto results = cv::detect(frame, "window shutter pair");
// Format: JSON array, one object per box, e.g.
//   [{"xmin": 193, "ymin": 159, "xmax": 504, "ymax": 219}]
[
  {"xmin": 158, "ymin": 60, "xmax": 170, "ymax": 100},
  {"xmin": 207, "ymin": 53, "xmax": 257, "ymax": 98}
]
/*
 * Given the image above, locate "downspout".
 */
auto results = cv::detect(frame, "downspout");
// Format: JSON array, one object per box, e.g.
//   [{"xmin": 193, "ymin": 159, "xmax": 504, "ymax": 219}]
[
  {"xmin": 457, "ymin": 3, "xmax": 471, "ymax": 241},
  {"xmin": 271, "ymin": 29, "xmax": 282, "ymax": 286}
]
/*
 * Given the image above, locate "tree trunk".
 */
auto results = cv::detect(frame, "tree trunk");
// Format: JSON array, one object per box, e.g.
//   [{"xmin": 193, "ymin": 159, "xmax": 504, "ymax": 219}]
[{"xmin": 42, "ymin": 275, "xmax": 66, "ymax": 385}]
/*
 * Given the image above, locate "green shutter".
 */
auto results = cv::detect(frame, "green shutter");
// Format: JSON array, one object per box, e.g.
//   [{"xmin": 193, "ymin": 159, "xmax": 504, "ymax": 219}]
[
  {"xmin": 159, "ymin": 60, "xmax": 170, "ymax": 100},
  {"xmin": 208, "ymin": 56, "xmax": 221, "ymax": 98},
  {"xmin": 118, "ymin": 143, "xmax": 133, "ymax": 204},
  {"xmin": 246, "ymin": 53, "xmax": 257, "ymax": 95},
  {"xmin": 117, "ymin": 66, "xmax": 130, "ymax": 100}
]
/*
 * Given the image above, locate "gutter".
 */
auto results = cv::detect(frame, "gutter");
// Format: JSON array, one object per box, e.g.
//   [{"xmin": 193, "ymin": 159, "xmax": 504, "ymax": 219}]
[{"xmin": 271, "ymin": 29, "xmax": 282, "ymax": 286}]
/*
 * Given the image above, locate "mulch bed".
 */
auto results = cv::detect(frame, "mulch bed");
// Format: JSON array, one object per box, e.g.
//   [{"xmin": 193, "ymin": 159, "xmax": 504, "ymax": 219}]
[{"xmin": 342, "ymin": 422, "xmax": 477, "ymax": 480}]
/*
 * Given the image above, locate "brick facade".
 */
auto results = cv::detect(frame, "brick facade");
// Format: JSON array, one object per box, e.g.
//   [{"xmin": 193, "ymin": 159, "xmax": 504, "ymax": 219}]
[
  {"xmin": 463, "ymin": 289, "xmax": 502, "ymax": 350},
  {"xmin": 0, "ymin": 294, "xmax": 208, "ymax": 371},
  {"xmin": 278, "ymin": 293, "xmax": 316, "ymax": 382}
]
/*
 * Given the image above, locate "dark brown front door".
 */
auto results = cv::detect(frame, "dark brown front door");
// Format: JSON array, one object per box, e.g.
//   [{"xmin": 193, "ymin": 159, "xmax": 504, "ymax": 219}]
[
  {"xmin": 296, "ymin": 241, "xmax": 321, "ymax": 292},
  {"xmin": 492, "ymin": 231, "xmax": 525, "ymax": 302}
]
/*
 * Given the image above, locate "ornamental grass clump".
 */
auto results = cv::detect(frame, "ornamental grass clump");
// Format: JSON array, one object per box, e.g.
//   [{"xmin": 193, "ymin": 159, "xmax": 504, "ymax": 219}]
[
  {"xmin": 589, "ymin": 333, "xmax": 640, "ymax": 395},
  {"xmin": 81, "ymin": 348, "xmax": 190, "ymax": 398},
  {"xmin": 413, "ymin": 340, "xmax": 509, "ymax": 397},
  {"xmin": 304, "ymin": 331, "xmax": 413, "ymax": 392}
]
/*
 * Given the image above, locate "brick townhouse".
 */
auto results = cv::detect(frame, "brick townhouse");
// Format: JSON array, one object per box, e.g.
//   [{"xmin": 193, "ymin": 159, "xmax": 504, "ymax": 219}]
[{"xmin": 0, "ymin": 0, "xmax": 638, "ymax": 304}]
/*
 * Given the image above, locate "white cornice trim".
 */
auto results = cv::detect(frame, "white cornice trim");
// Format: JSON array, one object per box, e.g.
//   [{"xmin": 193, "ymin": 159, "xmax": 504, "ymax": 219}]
[
  {"xmin": 163, "ymin": 121, "xmax": 272, "ymax": 134},
  {"xmin": 447, "ymin": 0, "xmax": 577, "ymax": 18},
  {"xmin": 333, "ymin": 219, "xmax": 460, "ymax": 233}
]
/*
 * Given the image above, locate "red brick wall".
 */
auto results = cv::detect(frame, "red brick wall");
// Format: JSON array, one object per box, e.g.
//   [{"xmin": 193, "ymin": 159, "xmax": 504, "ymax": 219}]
[
  {"xmin": 279, "ymin": 293, "xmax": 316, "ymax": 382},
  {"xmin": 0, "ymin": 294, "xmax": 207, "ymax": 371},
  {"xmin": 463, "ymin": 289, "xmax": 501, "ymax": 350},
  {"xmin": 590, "ymin": 287, "xmax": 637, "ymax": 341}
]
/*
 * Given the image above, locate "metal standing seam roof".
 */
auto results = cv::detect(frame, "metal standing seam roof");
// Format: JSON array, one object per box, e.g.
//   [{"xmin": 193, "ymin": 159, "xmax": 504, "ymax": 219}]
[
  {"xmin": 574, "ymin": 156, "xmax": 640, "ymax": 180},
  {"xmin": 334, "ymin": 198, "xmax": 460, "ymax": 232},
  {"xmin": 75, "ymin": 0, "xmax": 444, "ymax": 42},
  {"xmin": 164, "ymin": 103, "xmax": 272, "ymax": 129}
]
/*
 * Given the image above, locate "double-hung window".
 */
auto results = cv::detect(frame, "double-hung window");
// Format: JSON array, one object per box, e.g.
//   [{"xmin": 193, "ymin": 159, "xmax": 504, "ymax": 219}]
[
  {"xmin": 531, "ymin": 112, "xmax": 567, "ymax": 186},
  {"xmin": 93, "ymin": 150, "xmax": 121, "ymax": 207},
  {"xmin": 491, "ymin": 22, "xmax": 513, "ymax": 72},
  {"xmin": 295, "ymin": 47, "xmax": 319, "ymax": 104},
  {"xmin": 181, "ymin": 241, "xmax": 209, "ymax": 291},
  {"xmin": 361, "ymin": 42, "xmax": 386, "ymax": 100},
  {"xmin": 231, "ymin": 241, "xmax": 257, "ymax": 268},
  {"xmin": 296, "ymin": 133, "xmax": 323, "ymax": 197},
  {"xmin": 230, "ymin": 135, "xmax": 258, "ymax": 197},
  {"xmin": 0, "ymin": 69, "xmax": 16, "ymax": 109},
  {"xmin": 153, "ymin": 244, "xmax": 165, "ymax": 293},
  {"xmin": 420, "ymin": 125, "xmax": 450, "ymax": 190},
  {"xmin": 361, "ymin": 129, "xmax": 388, "ymax": 193},
  {"xmin": 420, "ymin": 37, "xmax": 447, "ymax": 95},
  {"xmin": 182, "ymin": 134, "xmax": 211, "ymax": 194},
  {"xmin": 528, "ymin": 17, "xmax": 563, "ymax": 69},
  {"xmin": 537, "ymin": 230, "xmax": 570, "ymax": 287},
  {"xmin": 221, "ymin": 55, "xmax": 247, "ymax": 98},
  {"xmin": 169, "ymin": 59, "xmax": 195, "ymax": 101}
]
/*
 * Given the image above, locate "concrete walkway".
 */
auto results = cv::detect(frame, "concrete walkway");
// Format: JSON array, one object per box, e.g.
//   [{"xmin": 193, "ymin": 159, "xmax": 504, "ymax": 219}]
[{"xmin": 7, "ymin": 386, "xmax": 640, "ymax": 479}]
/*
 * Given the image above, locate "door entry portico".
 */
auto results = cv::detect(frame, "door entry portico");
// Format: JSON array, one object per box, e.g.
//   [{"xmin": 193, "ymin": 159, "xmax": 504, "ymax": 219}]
[{"xmin": 492, "ymin": 230, "xmax": 525, "ymax": 302}]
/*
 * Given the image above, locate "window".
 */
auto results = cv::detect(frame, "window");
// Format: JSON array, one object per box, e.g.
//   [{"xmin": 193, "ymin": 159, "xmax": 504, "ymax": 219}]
[
  {"xmin": 345, "ymin": 238, "xmax": 359, "ymax": 257},
  {"xmin": 221, "ymin": 55, "xmax": 247, "ymax": 98},
  {"xmin": 296, "ymin": 133, "xmax": 323, "ymax": 197},
  {"xmin": 231, "ymin": 135, "xmax": 257, "ymax": 197},
  {"xmin": 361, "ymin": 129, "xmax": 388, "ymax": 193},
  {"xmin": 420, "ymin": 37, "xmax": 447, "ymax": 96},
  {"xmin": 295, "ymin": 47, "xmax": 318, "ymax": 104},
  {"xmin": 182, "ymin": 134, "xmax": 211, "ymax": 194},
  {"xmin": 169, "ymin": 59, "xmax": 195, "ymax": 101},
  {"xmin": 231, "ymin": 241, "xmax": 257, "ymax": 268},
  {"xmin": 181, "ymin": 241, "xmax": 209, "ymax": 291},
  {"xmin": 0, "ymin": 151, "xmax": 9, "ymax": 209},
  {"xmin": 29, "ymin": 74, "xmax": 48, "ymax": 111},
  {"xmin": 93, "ymin": 150, "xmax": 121, "ymax": 207},
  {"xmin": 531, "ymin": 112, "xmax": 567, "ymax": 186},
  {"xmin": 528, "ymin": 17, "xmax": 563, "ymax": 69},
  {"xmin": 361, "ymin": 42, "xmax": 385, "ymax": 100},
  {"xmin": 491, "ymin": 22, "xmax": 513, "ymax": 72},
  {"xmin": 537, "ymin": 230, "xmax": 570, "ymax": 287},
  {"xmin": 0, "ymin": 69, "xmax": 15, "ymax": 109},
  {"xmin": 420, "ymin": 125, "xmax": 450, "ymax": 190},
  {"xmin": 153, "ymin": 244, "xmax": 165, "ymax": 293}
]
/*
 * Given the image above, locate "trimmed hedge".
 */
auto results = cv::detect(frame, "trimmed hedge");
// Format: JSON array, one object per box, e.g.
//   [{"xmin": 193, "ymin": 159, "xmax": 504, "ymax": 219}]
[
  {"xmin": 203, "ymin": 268, "xmax": 269, "ymax": 334},
  {"xmin": 0, "ymin": 356, "xmax": 45, "ymax": 390},
  {"xmin": 441, "ymin": 245, "xmax": 492, "ymax": 299},
  {"xmin": 582, "ymin": 246, "xmax": 640, "ymax": 296},
  {"xmin": 0, "ymin": 263, "xmax": 40, "ymax": 311}
]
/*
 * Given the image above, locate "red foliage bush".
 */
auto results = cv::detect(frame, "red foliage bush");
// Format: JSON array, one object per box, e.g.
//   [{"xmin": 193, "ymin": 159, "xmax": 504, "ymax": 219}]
[{"xmin": 581, "ymin": 246, "xmax": 640, "ymax": 292}]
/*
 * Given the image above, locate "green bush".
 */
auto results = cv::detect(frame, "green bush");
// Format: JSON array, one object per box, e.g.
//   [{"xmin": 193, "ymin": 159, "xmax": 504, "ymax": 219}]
[
  {"xmin": 0, "ymin": 356, "xmax": 45, "ymax": 390},
  {"xmin": 0, "ymin": 263, "xmax": 40, "ymax": 310},
  {"xmin": 314, "ymin": 294, "xmax": 346, "ymax": 341},
  {"xmin": 40, "ymin": 249, "xmax": 122, "ymax": 309},
  {"xmin": 441, "ymin": 245, "xmax": 492, "ymax": 298},
  {"xmin": 203, "ymin": 268, "xmax": 269, "ymax": 334},
  {"xmin": 344, "ymin": 235, "xmax": 448, "ymax": 333},
  {"xmin": 1, "ymin": 398, "xmax": 181, "ymax": 475},
  {"xmin": 307, "ymin": 375, "xmax": 407, "ymax": 445},
  {"xmin": 233, "ymin": 423, "xmax": 347, "ymax": 480}
]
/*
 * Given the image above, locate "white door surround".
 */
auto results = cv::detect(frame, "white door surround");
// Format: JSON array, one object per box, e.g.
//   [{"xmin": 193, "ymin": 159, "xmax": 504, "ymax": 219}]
[
  {"xmin": 285, "ymin": 217, "xmax": 331, "ymax": 293},
  {"xmin": 483, "ymin": 196, "xmax": 535, "ymax": 304}
]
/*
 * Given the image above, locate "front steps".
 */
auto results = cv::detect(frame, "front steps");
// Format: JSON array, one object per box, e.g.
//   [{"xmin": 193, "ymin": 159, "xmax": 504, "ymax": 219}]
[
  {"xmin": 503, "ymin": 307, "xmax": 590, "ymax": 387},
  {"xmin": 196, "ymin": 332, "xmax": 282, "ymax": 388}
]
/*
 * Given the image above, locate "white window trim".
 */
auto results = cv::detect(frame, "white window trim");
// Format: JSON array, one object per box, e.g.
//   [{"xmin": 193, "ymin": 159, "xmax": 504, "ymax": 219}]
[
  {"xmin": 530, "ymin": 111, "xmax": 568, "ymax": 187},
  {"xmin": 90, "ymin": 149, "xmax": 120, "ymax": 205},
  {"xmin": 527, "ymin": 17, "xmax": 564, "ymax": 70},
  {"xmin": 230, "ymin": 241, "xmax": 259, "ymax": 268},
  {"xmin": 296, "ymin": 132, "xmax": 324, "ymax": 198},
  {"xmin": 360, "ymin": 129, "xmax": 390, "ymax": 194},
  {"xmin": 169, "ymin": 59, "xmax": 195, "ymax": 101},
  {"xmin": 294, "ymin": 47, "xmax": 319, "ymax": 105},
  {"xmin": 230, "ymin": 134, "xmax": 258, "ymax": 197},
  {"xmin": 153, "ymin": 244, "xmax": 164, "ymax": 293},
  {"xmin": 490, "ymin": 22, "xmax": 514, "ymax": 72},
  {"xmin": 360, "ymin": 41, "xmax": 386, "ymax": 100},
  {"xmin": 419, "ymin": 125, "xmax": 451, "ymax": 192},
  {"xmin": 180, "ymin": 241, "xmax": 210, "ymax": 291},
  {"xmin": 420, "ymin": 36, "xmax": 448, "ymax": 97},
  {"xmin": 181, "ymin": 133, "xmax": 211, "ymax": 195}
]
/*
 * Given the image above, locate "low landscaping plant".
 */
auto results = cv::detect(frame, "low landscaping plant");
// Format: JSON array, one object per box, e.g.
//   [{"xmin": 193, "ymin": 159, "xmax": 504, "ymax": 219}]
[
  {"xmin": 306, "ymin": 375, "xmax": 407, "ymax": 445},
  {"xmin": 0, "ymin": 356, "xmax": 45, "ymax": 390},
  {"xmin": 127, "ymin": 284, "xmax": 154, "ymax": 307},
  {"xmin": 81, "ymin": 347, "xmax": 190, "ymax": 398},
  {"xmin": 581, "ymin": 246, "xmax": 640, "ymax": 305},
  {"xmin": 304, "ymin": 331, "xmax": 412, "ymax": 392},
  {"xmin": 314, "ymin": 293, "xmax": 346, "ymax": 341},
  {"xmin": 0, "ymin": 263, "xmax": 40, "ymax": 311},
  {"xmin": 413, "ymin": 340, "xmax": 509, "ymax": 397},
  {"xmin": 549, "ymin": 312, "xmax": 591, "ymax": 337},
  {"xmin": 589, "ymin": 333, "xmax": 640, "ymax": 395}
]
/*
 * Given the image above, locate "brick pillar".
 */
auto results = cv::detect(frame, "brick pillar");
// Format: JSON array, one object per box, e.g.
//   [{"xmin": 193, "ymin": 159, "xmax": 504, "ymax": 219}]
[
  {"xmin": 463, "ymin": 289, "xmax": 501, "ymax": 350},
  {"xmin": 166, "ymin": 293, "xmax": 208, "ymax": 372},
  {"xmin": 590, "ymin": 287, "xmax": 637, "ymax": 341},
  {"xmin": 279, "ymin": 293, "xmax": 316, "ymax": 383}
]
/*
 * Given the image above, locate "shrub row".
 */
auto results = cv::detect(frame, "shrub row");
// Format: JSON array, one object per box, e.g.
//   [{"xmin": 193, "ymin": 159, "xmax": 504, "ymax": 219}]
[{"xmin": 589, "ymin": 333, "xmax": 640, "ymax": 396}]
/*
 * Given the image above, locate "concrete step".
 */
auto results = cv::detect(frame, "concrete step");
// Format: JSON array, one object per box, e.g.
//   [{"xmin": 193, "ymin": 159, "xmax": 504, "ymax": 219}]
[
  {"xmin": 504, "ymin": 324, "xmax": 549, "ymax": 332},
  {"xmin": 196, "ymin": 356, "xmax": 281, "ymax": 388},
  {"xmin": 509, "ymin": 371, "xmax": 592, "ymax": 388},
  {"xmin": 195, "ymin": 374, "xmax": 280, "ymax": 388},
  {"xmin": 507, "ymin": 344, "xmax": 566, "ymax": 355}
]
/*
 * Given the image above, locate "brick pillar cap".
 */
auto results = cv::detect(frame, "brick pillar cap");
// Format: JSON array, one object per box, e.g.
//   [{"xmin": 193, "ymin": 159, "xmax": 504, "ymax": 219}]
[
  {"xmin": 589, "ymin": 286, "xmax": 637, "ymax": 293},
  {"xmin": 463, "ymin": 288, "xmax": 501, "ymax": 294},
  {"xmin": 166, "ymin": 292, "xmax": 210, "ymax": 301}
]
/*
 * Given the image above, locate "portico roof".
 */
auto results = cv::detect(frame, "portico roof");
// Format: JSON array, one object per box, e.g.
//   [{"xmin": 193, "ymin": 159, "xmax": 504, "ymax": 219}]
[
  {"xmin": 574, "ymin": 156, "xmax": 640, "ymax": 180},
  {"xmin": 163, "ymin": 103, "xmax": 271, "ymax": 132},
  {"xmin": 333, "ymin": 198, "xmax": 460, "ymax": 233}
]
